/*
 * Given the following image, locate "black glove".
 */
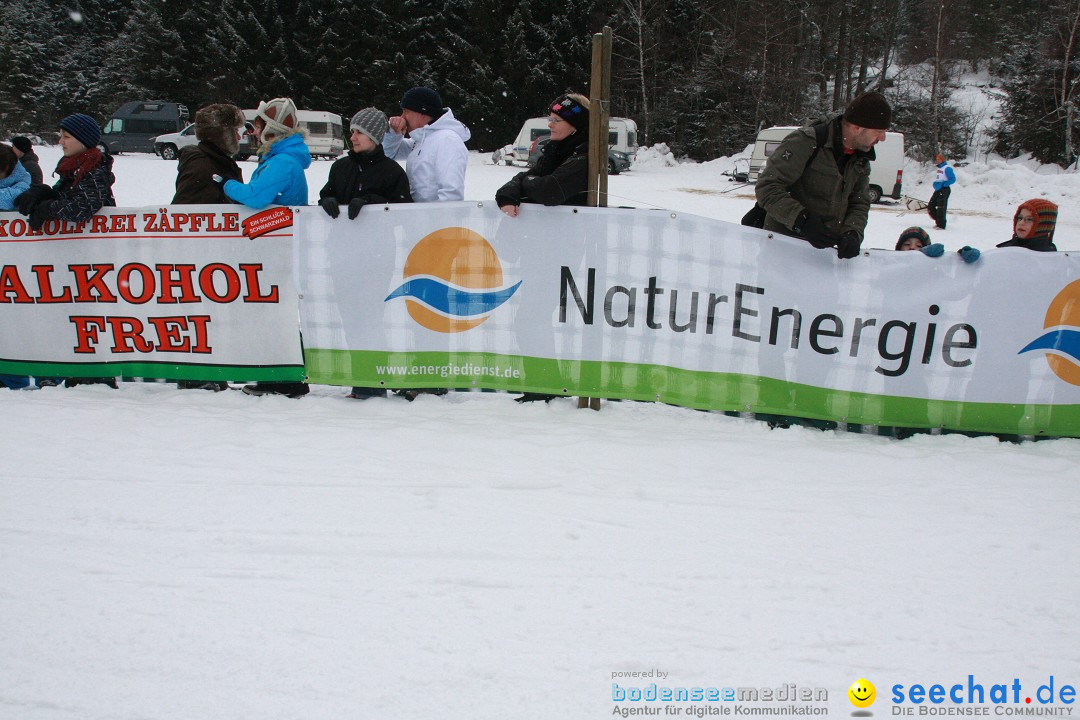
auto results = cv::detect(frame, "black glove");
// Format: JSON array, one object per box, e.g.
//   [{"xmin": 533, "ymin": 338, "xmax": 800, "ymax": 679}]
[
  {"xmin": 319, "ymin": 197, "xmax": 340, "ymax": 219},
  {"xmin": 797, "ymin": 211, "xmax": 840, "ymax": 249},
  {"xmin": 347, "ymin": 198, "xmax": 366, "ymax": 220},
  {"xmin": 28, "ymin": 201, "xmax": 55, "ymax": 231},
  {"xmin": 836, "ymin": 231, "xmax": 862, "ymax": 259},
  {"xmin": 15, "ymin": 185, "xmax": 56, "ymax": 216}
]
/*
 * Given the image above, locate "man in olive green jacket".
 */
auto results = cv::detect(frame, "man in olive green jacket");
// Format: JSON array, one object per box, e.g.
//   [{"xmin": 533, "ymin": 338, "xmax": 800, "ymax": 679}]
[{"xmin": 755, "ymin": 91, "xmax": 892, "ymax": 259}]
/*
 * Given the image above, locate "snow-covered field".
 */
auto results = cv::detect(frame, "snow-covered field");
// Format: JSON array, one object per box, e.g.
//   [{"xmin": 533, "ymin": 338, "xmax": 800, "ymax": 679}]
[{"xmin": 2, "ymin": 136, "xmax": 1079, "ymax": 720}]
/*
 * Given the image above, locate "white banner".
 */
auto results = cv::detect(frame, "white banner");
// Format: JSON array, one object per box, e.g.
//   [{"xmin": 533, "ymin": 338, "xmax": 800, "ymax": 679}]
[
  {"xmin": 0, "ymin": 206, "xmax": 304, "ymax": 382},
  {"xmin": 297, "ymin": 202, "xmax": 1080, "ymax": 434}
]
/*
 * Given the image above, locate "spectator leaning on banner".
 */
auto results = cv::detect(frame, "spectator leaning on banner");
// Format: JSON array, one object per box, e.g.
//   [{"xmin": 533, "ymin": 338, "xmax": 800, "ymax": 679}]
[
  {"xmin": 16, "ymin": 113, "xmax": 116, "ymax": 231},
  {"xmin": 172, "ymin": 103, "xmax": 246, "ymax": 205},
  {"xmin": 755, "ymin": 91, "xmax": 892, "ymax": 260}
]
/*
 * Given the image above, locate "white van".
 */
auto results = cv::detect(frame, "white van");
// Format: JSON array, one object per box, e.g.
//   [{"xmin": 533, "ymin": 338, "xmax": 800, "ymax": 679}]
[
  {"xmin": 507, "ymin": 116, "xmax": 638, "ymax": 165},
  {"xmin": 243, "ymin": 109, "xmax": 345, "ymax": 159},
  {"xmin": 748, "ymin": 126, "xmax": 904, "ymax": 202}
]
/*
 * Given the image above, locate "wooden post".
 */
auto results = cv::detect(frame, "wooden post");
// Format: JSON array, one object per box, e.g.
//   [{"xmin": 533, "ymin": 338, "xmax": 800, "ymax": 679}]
[{"xmin": 579, "ymin": 27, "xmax": 612, "ymax": 411}]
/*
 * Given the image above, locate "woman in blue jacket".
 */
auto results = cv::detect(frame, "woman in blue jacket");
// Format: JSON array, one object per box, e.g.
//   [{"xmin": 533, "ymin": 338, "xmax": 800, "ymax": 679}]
[
  {"xmin": 224, "ymin": 98, "xmax": 312, "ymax": 399},
  {"xmin": 223, "ymin": 97, "xmax": 311, "ymax": 209}
]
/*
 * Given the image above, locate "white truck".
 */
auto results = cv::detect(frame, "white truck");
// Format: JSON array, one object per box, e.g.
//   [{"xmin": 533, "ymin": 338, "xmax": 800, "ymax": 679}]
[{"xmin": 748, "ymin": 126, "xmax": 905, "ymax": 203}]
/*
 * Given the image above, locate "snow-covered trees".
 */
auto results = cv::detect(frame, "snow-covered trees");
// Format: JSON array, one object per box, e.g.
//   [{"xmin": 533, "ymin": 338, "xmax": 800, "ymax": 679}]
[{"xmin": 0, "ymin": 0, "xmax": 1074, "ymax": 164}]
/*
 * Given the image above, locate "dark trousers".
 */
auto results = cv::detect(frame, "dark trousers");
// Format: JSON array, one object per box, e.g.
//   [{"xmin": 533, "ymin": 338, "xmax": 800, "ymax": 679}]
[{"xmin": 928, "ymin": 186, "xmax": 951, "ymax": 229}]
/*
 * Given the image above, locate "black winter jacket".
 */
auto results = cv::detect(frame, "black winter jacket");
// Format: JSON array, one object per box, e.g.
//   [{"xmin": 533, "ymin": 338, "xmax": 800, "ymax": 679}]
[
  {"xmin": 19, "ymin": 150, "xmax": 44, "ymax": 186},
  {"xmin": 319, "ymin": 146, "xmax": 412, "ymax": 205},
  {"xmin": 173, "ymin": 141, "xmax": 244, "ymax": 204},
  {"xmin": 495, "ymin": 132, "xmax": 590, "ymax": 208},
  {"xmin": 39, "ymin": 150, "xmax": 116, "ymax": 224},
  {"xmin": 997, "ymin": 235, "xmax": 1057, "ymax": 252}
]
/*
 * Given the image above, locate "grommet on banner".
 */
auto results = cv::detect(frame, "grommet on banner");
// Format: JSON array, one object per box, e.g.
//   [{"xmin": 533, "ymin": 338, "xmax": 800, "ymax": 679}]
[{"xmin": 670, "ymin": 213, "xmax": 677, "ymax": 219}]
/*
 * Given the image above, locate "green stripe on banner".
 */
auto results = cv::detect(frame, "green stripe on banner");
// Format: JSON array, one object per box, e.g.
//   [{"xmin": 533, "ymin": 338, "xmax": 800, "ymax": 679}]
[
  {"xmin": 305, "ymin": 348, "xmax": 1080, "ymax": 437},
  {"xmin": 0, "ymin": 360, "xmax": 303, "ymax": 382}
]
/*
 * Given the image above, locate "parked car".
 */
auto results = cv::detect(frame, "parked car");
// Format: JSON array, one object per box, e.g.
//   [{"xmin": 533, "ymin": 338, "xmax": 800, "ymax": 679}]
[
  {"xmin": 153, "ymin": 121, "xmax": 257, "ymax": 161},
  {"xmin": 101, "ymin": 100, "xmax": 188, "ymax": 154},
  {"xmin": 527, "ymin": 137, "xmax": 633, "ymax": 175},
  {"xmin": 152, "ymin": 123, "xmax": 197, "ymax": 160}
]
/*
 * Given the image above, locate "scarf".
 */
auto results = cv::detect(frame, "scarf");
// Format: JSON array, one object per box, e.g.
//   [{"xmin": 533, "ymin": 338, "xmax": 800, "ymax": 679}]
[
  {"xmin": 534, "ymin": 130, "xmax": 588, "ymax": 177},
  {"xmin": 55, "ymin": 147, "xmax": 105, "ymax": 187}
]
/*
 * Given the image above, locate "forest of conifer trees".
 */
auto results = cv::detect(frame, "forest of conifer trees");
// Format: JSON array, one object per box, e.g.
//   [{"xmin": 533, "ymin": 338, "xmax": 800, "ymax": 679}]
[{"xmin": 2, "ymin": 0, "xmax": 1079, "ymax": 166}]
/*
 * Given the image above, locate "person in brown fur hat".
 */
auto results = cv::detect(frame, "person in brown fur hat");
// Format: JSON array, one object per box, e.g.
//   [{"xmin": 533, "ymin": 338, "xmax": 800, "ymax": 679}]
[
  {"xmin": 171, "ymin": 104, "xmax": 246, "ymax": 391},
  {"xmin": 171, "ymin": 103, "xmax": 246, "ymax": 204}
]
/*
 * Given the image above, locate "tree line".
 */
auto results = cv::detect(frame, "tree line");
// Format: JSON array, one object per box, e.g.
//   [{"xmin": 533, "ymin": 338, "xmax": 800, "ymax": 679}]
[{"xmin": 2, "ymin": 0, "xmax": 1079, "ymax": 166}]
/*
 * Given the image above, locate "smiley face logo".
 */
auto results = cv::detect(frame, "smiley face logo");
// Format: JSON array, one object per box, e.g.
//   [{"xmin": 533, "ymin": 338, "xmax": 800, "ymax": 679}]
[{"xmin": 848, "ymin": 679, "xmax": 876, "ymax": 709}]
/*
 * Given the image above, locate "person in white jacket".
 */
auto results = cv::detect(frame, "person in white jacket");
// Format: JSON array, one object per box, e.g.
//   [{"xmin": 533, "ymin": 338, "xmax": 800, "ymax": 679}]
[{"xmin": 383, "ymin": 86, "xmax": 470, "ymax": 202}]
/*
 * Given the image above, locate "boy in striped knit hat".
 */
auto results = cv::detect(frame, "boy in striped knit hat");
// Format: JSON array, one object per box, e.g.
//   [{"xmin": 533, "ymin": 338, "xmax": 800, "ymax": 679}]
[{"xmin": 998, "ymin": 199, "xmax": 1058, "ymax": 252}]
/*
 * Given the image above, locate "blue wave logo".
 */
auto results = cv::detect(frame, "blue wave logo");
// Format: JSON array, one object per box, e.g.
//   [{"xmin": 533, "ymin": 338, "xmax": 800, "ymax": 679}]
[
  {"xmin": 385, "ymin": 277, "xmax": 521, "ymax": 318},
  {"xmin": 1019, "ymin": 329, "xmax": 1080, "ymax": 360},
  {"xmin": 1019, "ymin": 280, "xmax": 1080, "ymax": 386},
  {"xmin": 386, "ymin": 227, "xmax": 520, "ymax": 333}
]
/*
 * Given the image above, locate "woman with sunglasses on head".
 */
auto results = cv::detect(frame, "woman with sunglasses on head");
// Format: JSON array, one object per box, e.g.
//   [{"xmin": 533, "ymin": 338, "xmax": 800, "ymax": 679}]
[{"xmin": 496, "ymin": 93, "xmax": 591, "ymax": 216}]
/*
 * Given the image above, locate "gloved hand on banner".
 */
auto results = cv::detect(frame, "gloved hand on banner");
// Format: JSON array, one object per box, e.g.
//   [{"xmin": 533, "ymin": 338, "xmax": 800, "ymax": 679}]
[
  {"xmin": 836, "ymin": 231, "xmax": 861, "ymax": 259},
  {"xmin": 958, "ymin": 246, "xmax": 981, "ymax": 264},
  {"xmin": 15, "ymin": 184, "xmax": 56, "ymax": 215},
  {"xmin": 319, "ymin": 197, "xmax": 340, "ymax": 218},
  {"xmin": 921, "ymin": 243, "xmax": 945, "ymax": 257},
  {"xmin": 796, "ymin": 211, "xmax": 841, "ymax": 249},
  {"xmin": 347, "ymin": 198, "xmax": 366, "ymax": 220}
]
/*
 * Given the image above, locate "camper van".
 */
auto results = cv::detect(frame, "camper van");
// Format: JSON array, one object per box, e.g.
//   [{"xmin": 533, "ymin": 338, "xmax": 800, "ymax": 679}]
[
  {"xmin": 748, "ymin": 126, "xmax": 905, "ymax": 203},
  {"xmin": 101, "ymin": 101, "xmax": 188, "ymax": 154},
  {"xmin": 507, "ymin": 116, "xmax": 639, "ymax": 166},
  {"xmin": 242, "ymin": 109, "xmax": 345, "ymax": 159}
]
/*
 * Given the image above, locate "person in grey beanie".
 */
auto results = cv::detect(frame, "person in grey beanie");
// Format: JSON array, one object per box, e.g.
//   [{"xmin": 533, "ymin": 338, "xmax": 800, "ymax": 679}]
[
  {"xmin": 319, "ymin": 107, "xmax": 412, "ymax": 219},
  {"xmin": 318, "ymin": 107, "xmax": 412, "ymax": 400}
]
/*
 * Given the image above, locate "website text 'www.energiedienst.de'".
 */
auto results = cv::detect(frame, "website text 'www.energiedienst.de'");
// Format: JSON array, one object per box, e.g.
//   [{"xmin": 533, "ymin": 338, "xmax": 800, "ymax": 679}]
[{"xmin": 374, "ymin": 363, "xmax": 522, "ymax": 380}]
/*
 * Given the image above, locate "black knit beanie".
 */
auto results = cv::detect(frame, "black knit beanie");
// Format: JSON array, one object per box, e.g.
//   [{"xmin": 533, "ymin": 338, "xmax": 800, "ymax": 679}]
[{"xmin": 844, "ymin": 92, "xmax": 891, "ymax": 130}]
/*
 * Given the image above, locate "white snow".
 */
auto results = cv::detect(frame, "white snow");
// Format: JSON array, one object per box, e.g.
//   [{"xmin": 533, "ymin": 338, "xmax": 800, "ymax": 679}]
[{"xmin": 2, "ymin": 136, "xmax": 1079, "ymax": 719}]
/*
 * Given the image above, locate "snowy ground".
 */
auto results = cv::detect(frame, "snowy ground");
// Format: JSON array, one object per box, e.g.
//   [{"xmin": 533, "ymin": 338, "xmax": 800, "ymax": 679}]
[{"xmin": 2, "ymin": 140, "xmax": 1079, "ymax": 720}]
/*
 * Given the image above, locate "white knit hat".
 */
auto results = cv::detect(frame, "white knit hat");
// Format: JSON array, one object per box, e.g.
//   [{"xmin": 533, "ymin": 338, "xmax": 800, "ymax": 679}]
[
  {"xmin": 255, "ymin": 97, "xmax": 299, "ymax": 144},
  {"xmin": 350, "ymin": 107, "xmax": 388, "ymax": 145}
]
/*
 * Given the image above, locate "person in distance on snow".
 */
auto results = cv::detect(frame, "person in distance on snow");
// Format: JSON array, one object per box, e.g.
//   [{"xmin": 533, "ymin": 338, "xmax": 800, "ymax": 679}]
[
  {"xmin": 496, "ymin": 93, "xmax": 591, "ymax": 215},
  {"xmin": 998, "ymin": 199, "xmax": 1058, "ymax": 252},
  {"xmin": 318, "ymin": 107, "xmax": 412, "ymax": 400},
  {"xmin": 927, "ymin": 154, "xmax": 955, "ymax": 229},
  {"xmin": 382, "ymin": 86, "xmax": 470, "ymax": 202},
  {"xmin": 895, "ymin": 226, "xmax": 980, "ymax": 263}
]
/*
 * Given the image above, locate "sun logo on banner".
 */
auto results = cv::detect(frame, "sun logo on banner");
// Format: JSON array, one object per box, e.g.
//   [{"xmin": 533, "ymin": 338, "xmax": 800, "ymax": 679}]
[
  {"xmin": 1019, "ymin": 279, "xmax": 1080, "ymax": 385},
  {"xmin": 384, "ymin": 227, "xmax": 521, "ymax": 333}
]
